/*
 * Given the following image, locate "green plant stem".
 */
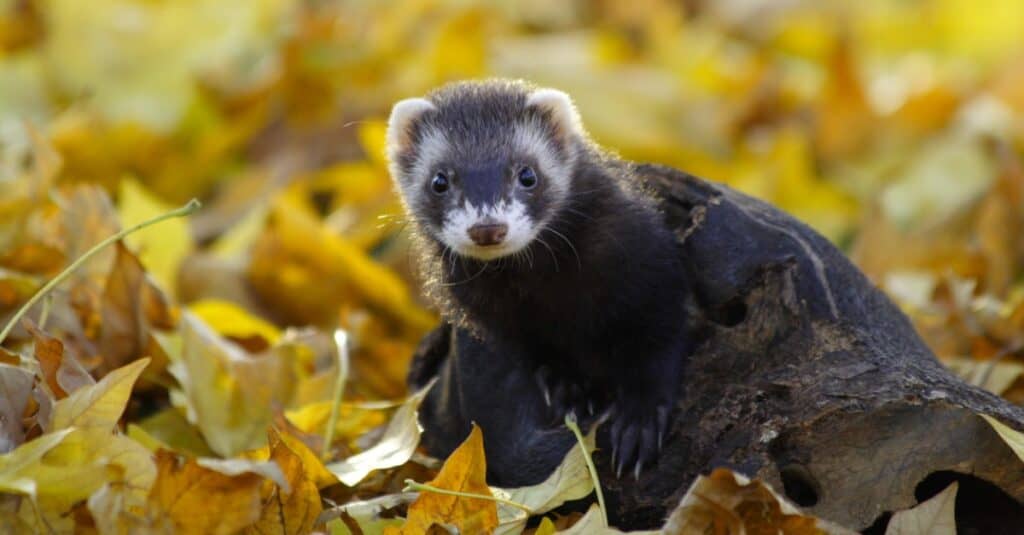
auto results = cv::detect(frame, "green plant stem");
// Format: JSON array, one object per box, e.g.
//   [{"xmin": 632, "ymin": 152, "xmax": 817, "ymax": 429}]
[
  {"xmin": 321, "ymin": 329, "xmax": 350, "ymax": 460},
  {"xmin": 402, "ymin": 479, "xmax": 534, "ymax": 514},
  {"xmin": 37, "ymin": 294, "xmax": 53, "ymax": 331},
  {"xmin": 0, "ymin": 199, "xmax": 201, "ymax": 347},
  {"xmin": 565, "ymin": 413, "xmax": 607, "ymax": 527}
]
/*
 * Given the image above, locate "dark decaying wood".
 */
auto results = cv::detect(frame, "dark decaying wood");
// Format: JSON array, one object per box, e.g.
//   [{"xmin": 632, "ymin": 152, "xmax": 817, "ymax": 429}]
[{"xmin": 407, "ymin": 166, "xmax": 1024, "ymax": 531}]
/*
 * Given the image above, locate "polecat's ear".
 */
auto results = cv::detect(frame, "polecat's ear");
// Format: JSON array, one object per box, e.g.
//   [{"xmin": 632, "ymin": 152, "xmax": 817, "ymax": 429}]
[
  {"xmin": 526, "ymin": 88, "xmax": 584, "ymax": 139},
  {"xmin": 387, "ymin": 98, "xmax": 436, "ymax": 154}
]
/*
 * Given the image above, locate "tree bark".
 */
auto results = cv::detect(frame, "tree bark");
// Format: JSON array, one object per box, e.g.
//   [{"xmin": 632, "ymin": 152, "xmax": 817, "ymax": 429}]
[{"xmin": 409, "ymin": 166, "xmax": 1024, "ymax": 532}]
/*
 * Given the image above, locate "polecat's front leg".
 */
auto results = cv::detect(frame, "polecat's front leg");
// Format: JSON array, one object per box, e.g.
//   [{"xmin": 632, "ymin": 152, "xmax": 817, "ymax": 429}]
[{"xmin": 607, "ymin": 336, "xmax": 687, "ymax": 478}]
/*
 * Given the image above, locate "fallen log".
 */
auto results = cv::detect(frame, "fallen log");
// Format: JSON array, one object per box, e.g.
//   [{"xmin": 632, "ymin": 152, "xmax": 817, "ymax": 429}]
[{"xmin": 408, "ymin": 165, "xmax": 1024, "ymax": 532}]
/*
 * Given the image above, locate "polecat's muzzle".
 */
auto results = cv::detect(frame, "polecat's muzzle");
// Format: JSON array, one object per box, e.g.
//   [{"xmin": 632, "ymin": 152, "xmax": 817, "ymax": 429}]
[{"xmin": 467, "ymin": 223, "xmax": 508, "ymax": 246}]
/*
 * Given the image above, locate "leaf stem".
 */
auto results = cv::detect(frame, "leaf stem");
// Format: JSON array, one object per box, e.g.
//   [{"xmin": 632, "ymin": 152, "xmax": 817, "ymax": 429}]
[
  {"xmin": 321, "ymin": 329, "xmax": 350, "ymax": 460},
  {"xmin": 0, "ymin": 199, "xmax": 201, "ymax": 347},
  {"xmin": 565, "ymin": 413, "xmax": 607, "ymax": 527},
  {"xmin": 402, "ymin": 479, "xmax": 534, "ymax": 514}
]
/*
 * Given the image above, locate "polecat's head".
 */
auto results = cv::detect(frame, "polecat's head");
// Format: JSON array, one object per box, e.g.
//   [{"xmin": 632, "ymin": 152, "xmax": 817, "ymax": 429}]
[{"xmin": 386, "ymin": 80, "xmax": 585, "ymax": 261}]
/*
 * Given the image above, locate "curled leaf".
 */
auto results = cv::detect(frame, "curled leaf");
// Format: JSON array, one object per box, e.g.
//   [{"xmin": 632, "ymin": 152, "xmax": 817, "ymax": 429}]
[{"xmin": 327, "ymin": 382, "xmax": 432, "ymax": 486}]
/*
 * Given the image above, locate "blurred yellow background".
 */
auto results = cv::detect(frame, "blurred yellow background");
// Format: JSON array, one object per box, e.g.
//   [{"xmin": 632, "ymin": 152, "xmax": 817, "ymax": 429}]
[{"xmin": 3, "ymin": 0, "xmax": 1024, "ymax": 375}]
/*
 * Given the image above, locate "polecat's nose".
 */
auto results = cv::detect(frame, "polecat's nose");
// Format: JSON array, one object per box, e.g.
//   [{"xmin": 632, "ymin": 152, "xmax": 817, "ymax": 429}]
[{"xmin": 467, "ymin": 223, "xmax": 508, "ymax": 246}]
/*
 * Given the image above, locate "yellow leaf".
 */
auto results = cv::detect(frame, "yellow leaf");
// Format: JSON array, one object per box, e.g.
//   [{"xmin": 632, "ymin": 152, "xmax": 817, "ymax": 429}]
[
  {"xmin": 884, "ymin": 482, "xmax": 957, "ymax": 535},
  {"xmin": 145, "ymin": 450, "xmax": 267, "ymax": 535},
  {"xmin": 118, "ymin": 178, "xmax": 193, "ymax": 295},
  {"xmin": 50, "ymin": 357, "xmax": 150, "ymax": 431},
  {"xmin": 132, "ymin": 407, "xmax": 216, "ymax": 457},
  {"xmin": 386, "ymin": 424, "xmax": 498, "ymax": 535},
  {"xmin": 190, "ymin": 298, "xmax": 281, "ymax": 346},
  {"xmin": 170, "ymin": 313, "xmax": 297, "ymax": 456},
  {"xmin": 981, "ymin": 414, "xmax": 1024, "ymax": 463},
  {"xmin": 32, "ymin": 431, "xmax": 155, "ymax": 501},
  {"xmin": 0, "ymin": 428, "xmax": 73, "ymax": 496},
  {"xmin": 358, "ymin": 121, "xmax": 390, "ymax": 169},
  {"xmin": 273, "ymin": 426, "xmax": 338, "ymax": 489},
  {"xmin": 535, "ymin": 517, "xmax": 557, "ymax": 535},
  {"xmin": 245, "ymin": 427, "xmax": 339, "ymax": 535},
  {"xmin": 127, "ymin": 423, "xmax": 169, "ymax": 452},
  {"xmin": 285, "ymin": 400, "xmax": 387, "ymax": 446},
  {"xmin": 248, "ymin": 198, "xmax": 435, "ymax": 332}
]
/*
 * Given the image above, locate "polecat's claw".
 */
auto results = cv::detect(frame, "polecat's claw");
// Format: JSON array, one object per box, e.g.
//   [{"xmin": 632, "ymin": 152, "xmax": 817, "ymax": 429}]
[
  {"xmin": 614, "ymin": 425, "xmax": 639, "ymax": 479},
  {"xmin": 656, "ymin": 404, "xmax": 670, "ymax": 451},
  {"xmin": 607, "ymin": 398, "xmax": 673, "ymax": 479},
  {"xmin": 535, "ymin": 367, "xmax": 553, "ymax": 407},
  {"xmin": 609, "ymin": 420, "xmax": 621, "ymax": 469},
  {"xmin": 637, "ymin": 421, "xmax": 657, "ymax": 476}
]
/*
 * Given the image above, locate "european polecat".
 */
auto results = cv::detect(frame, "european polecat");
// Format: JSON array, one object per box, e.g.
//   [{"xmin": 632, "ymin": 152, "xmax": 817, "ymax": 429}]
[{"xmin": 387, "ymin": 79, "xmax": 692, "ymax": 477}]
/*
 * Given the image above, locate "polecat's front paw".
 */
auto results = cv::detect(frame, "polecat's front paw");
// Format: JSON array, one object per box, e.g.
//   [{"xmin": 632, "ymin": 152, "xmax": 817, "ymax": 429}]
[
  {"xmin": 534, "ymin": 366, "xmax": 600, "ymax": 425},
  {"xmin": 608, "ymin": 399, "xmax": 671, "ymax": 479}
]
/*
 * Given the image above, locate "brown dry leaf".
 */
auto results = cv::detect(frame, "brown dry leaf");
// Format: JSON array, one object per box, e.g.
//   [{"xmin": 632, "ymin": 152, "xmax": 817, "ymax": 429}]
[
  {"xmin": 974, "ymin": 143, "xmax": 1024, "ymax": 296},
  {"xmin": 99, "ymin": 242, "xmax": 175, "ymax": 375},
  {"xmin": 385, "ymin": 424, "xmax": 498, "ymax": 535},
  {"xmin": 29, "ymin": 322, "xmax": 94, "ymax": 400},
  {"xmin": 0, "ymin": 363, "xmax": 34, "ymax": 453},
  {"xmin": 884, "ymin": 482, "xmax": 957, "ymax": 535},
  {"xmin": 145, "ymin": 449, "xmax": 267, "ymax": 535},
  {"xmin": 662, "ymin": 468, "xmax": 855, "ymax": 535},
  {"xmin": 245, "ymin": 426, "xmax": 338, "ymax": 535}
]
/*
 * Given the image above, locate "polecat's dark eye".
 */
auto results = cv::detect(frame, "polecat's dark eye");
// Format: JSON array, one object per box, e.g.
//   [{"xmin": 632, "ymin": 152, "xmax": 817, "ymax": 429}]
[
  {"xmin": 517, "ymin": 166, "xmax": 538, "ymax": 189},
  {"xmin": 431, "ymin": 172, "xmax": 450, "ymax": 194}
]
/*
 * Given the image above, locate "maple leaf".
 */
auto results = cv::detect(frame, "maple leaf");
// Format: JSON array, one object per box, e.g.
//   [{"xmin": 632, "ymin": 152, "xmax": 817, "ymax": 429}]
[
  {"xmin": 386, "ymin": 424, "xmax": 499, "ymax": 535},
  {"xmin": 143, "ymin": 450, "xmax": 268, "ymax": 535},
  {"xmin": 245, "ymin": 426, "xmax": 338, "ymax": 535}
]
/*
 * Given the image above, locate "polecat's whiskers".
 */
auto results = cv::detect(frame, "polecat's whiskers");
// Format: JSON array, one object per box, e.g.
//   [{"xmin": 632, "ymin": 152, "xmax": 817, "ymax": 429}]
[
  {"xmin": 534, "ymin": 236, "xmax": 560, "ymax": 273},
  {"xmin": 524, "ymin": 248, "xmax": 536, "ymax": 270},
  {"xmin": 440, "ymin": 244, "xmax": 458, "ymax": 278},
  {"xmin": 543, "ymin": 226, "xmax": 582, "ymax": 271},
  {"xmin": 561, "ymin": 206, "xmax": 596, "ymax": 222},
  {"xmin": 440, "ymin": 260, "xmax": 489, "ymax": 287}
]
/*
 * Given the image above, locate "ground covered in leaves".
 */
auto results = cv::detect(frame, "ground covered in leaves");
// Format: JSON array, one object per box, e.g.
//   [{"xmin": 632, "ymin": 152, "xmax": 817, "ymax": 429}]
[{"xmin": 2, "ymin": 0, "xmax": 1024, "ymax": 533}]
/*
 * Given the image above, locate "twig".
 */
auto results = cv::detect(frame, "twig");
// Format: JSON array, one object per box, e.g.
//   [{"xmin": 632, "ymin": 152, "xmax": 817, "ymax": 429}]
[
  {"xmin": 0, "ymin": 199, "xmax": 201, "ymax": 347},
  {"xmin": 322, "ymin": 329, "xmax": 350, "ymax": 460},
  {"xmin": 402, "ymin": 479, "xmax": 533, "ymax": 514},
  {"xmin": 565, "ymin": 413, "xmax": 607, "ymax": 527}
]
